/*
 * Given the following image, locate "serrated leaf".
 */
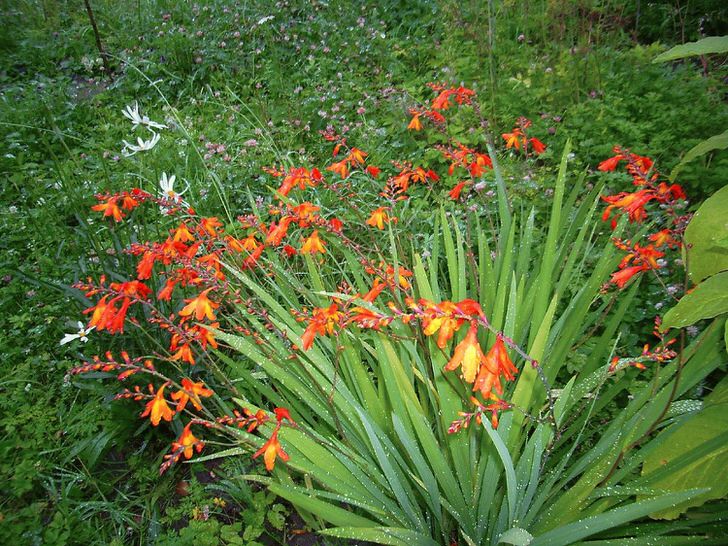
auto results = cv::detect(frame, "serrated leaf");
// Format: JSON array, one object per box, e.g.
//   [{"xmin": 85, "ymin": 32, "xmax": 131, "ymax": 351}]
[
  {"xmin": 653, "ymin": 36, "xmax": 728, "ymax": 62},
  {"xmin": 661, "ymin": 271, "xmax": 728, "ymax": 330}
]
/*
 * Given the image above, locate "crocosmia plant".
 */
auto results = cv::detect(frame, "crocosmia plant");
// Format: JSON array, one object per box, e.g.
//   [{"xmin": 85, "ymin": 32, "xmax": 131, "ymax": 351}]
[{"xmin": 69, "ymin": 84, "xmax": 726, "ymax": 545}]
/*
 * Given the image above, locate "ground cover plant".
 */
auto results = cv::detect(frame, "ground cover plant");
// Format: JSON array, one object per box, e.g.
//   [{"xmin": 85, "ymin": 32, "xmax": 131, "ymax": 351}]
[{"xmin": 1, "ymin": 0, "xmax": 727, "ymax": 544}]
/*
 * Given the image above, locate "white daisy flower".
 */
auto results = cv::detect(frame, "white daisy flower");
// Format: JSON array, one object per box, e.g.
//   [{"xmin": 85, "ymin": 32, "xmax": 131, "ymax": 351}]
[
  {"xmin": 121, "ymin": 102, "xmax": 167, "ymax": 130},
  {"xmin": 60, "ymin": 321, "xmax": 95, "ymax": 346},
  {"xmin": 122, "ymin": 132, "xmax": 161, "ymax": 157},
  {"xmin": 158, "ymin": 172, "xmax": 189, "ymax": 211}
]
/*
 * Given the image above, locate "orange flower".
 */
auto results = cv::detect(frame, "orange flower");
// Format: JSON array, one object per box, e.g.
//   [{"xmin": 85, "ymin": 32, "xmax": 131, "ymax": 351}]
[
  {"xmin": 366, "ymin": 207, "xmax": 392, "ymax": 230},
  {"xmin": 601, "ymin": 189, "xmax": 656, "ymax": 228},
  {"xmin": 348, "ymin": 148, "xmax": 368, "ymax": 165},
  {"xmin": 502, "ymin": 128, "xmax": 525, "ymax": 150},
  {"xmin": 301, "ymin": 230, "xmax": 326, "ymax": 254},
  {"xmin": 170, "ymin": 343, "xmax": 195, "ymax": 365},
  {"xmin": 444, "ymin": 322, "xmax": 485, "ymax": 383},
  {"xmin": 179, "ymin": 288, "xmax": 219, "ymax": 321},
  {"xmin": 84, "ymin": 295, "xmax": 109, "ymax": 329},
  {"xmin": 449, "ymin": 181, "xmax": 469, "ymax": 200},
  {"xmin": 648, "ymin": 229, "xmax": 680, "ymax": 249},
  {"xmin": 301, "ymin": 303, "xmax": 342, "ymax": 350},
  {"xmin": 141, "ymin": 384, "xmax": 175, "ymax": 426},
  {"xmin": 326, "ymin": 159, "xmax": 349, "ymax": 179},
  {"xmin": 610, "ymin": 265, "xmax": 648, "ymax": 289},
  {"xmin": 422, "ymin": 300, "xmax": 463, "ymax": 349},
  {"xmin": 176, "ymin": 422, "xmax": 204, "ymax": 459},
  {"xmin": 266, "ymin": 216, "xmax": 294, "ymax": 246},
  {"xmin": 171, "ymin": 378, "xmax": 214, "ymax": 412},
  {"xmin": 473, "ymin": 336, "xmax": 518, "ymax": 397},
  {"xmin": 361, "ymin": 278, "xmax": 386, "ymax": 303},
  {"xmin": 253, "ymin": 428, "xmax": 289, "ymax": 471},
  {"xmin": 92, "ymin": 196, "xmax": 124, "ymax": 222},
  {"xmin": 407, "ymin": 111, "xmax": 423, "ymax": 131},
  {"xmin": 173, "ymin": 223, "xmax": 195, "ymax": 243},
  {"xmin": 200, "ymin": 217, "xmax": 223, "ymax": 236}
]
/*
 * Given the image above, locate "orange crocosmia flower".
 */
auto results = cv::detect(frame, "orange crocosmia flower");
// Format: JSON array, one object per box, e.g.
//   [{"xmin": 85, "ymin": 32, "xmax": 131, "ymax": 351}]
[
  {"xmin": 423, "ymin": 300, "xmax": 464, "ymax": 349},
  {"xmin": 529, "ymin": 138, "xmax": 546, "ymax": 155},
  {"xmin": 649, "ymin": 229, "xmax": 680, "ymax": 249},
  {"xmin": 656, "ymin": 182, "xmax": 686, "ymax": 202},
  {"xmin": 121, "ymin": 193, "xmax": 139, "ymax": 211},
  {"xmin": 301, "ymin": 303, "xmax": 342, "ymax": 350},
  {"xmin": 253, "ymin": 428, "xmax": 289, "ymax": 471},
  {"xmin": 598, "ymin": 151, "xmax": 625, "ymax": 172},
  {"xmin": 388, "ymin": 264, "xmax": 412, "ymax": 289},
  {"xmin": 601, "ymin": 189, "xmax": 656, "ymax": 228},
  {"xmin": 502, "ymin": 128, "xmax": 525, "ymax": 150},
  {"xmin": 449, "ymin": 181, "xmax": 469, "ymax": 200},
  {"xmin": 610, "ymin": 264, "xmax": 649, "ymax": 289},
  {"xmin": 173, "ymin": 223, "xmax": 195, "ymax": 243},
  {"xmin": 171, "ymin": 343, "xmax": 195, "ymax": 365},
  {"xmin": 266, "ymin": 216, "xmax": 294, "ymax": 246},
  {"xmin": 300, "ymin": 230, "xmax": 326, "ymax": 254},
  {"xmin": 361, "ymin": 278, "xmax": 386, "ymax": 303},
  {"xmin": 158, "ymin": 279, "xmax": 178, "ymax": 301},
  {"xmin": 176, "ymin": 422, "xmax": 204, "ymax": 459},
  {"xmin": 179, "ymin": 288, "xmax": 219, "ymax": 321},
  {"xmin": 431, "ymin": 89, "xmax": 453, "ymax": 110},
  {"xmin": 473, "ymin": 336, "xmax": 518, "ymax": 397},
  {"xmin": 195, "ymin": 323, "xmax": 219, "ymax": 350},
  {"xmin": 247, "ymin": 409, "xmax": 269, "ymax": 432},
  {"xmin": 141, "ymin": 384, "xmax": 175, "ymax": 426},
  {"xmin": 366, "ymin": 207, "xmax": 391, "ymax": 230},
  {"xmin": 240, "ymin": 234, "xmax": 260, "ymax": 252},
  {"xmin": 348, "ymin": 148, "xmax": 368, "ymax": 165},
  {"xmin": 444, "ymin": 322, "xmax": 485, "ymax": 383},
  {"xmin": 171, "ymin": 378, "xmax": 214, "ymax": 412},
  {"xmin": 84, "ymin": 295, "xmax": 109, "ymax": 329},
  {"xmin": 455, "ymin": 298, "xmax": 484, "ymax": 317},
  {"xmin": 326, "ymin": 159, "xmax": 349, "ymax": 179},
  {"xmin": 407, "ymin": 112, "xmax": 423, "ymax": 131},
  {"xmin": 136, "ymin": 251, "xmax": 156, "ymax": 280},
  {"xmin": 292, "ymin": 202, "xmax": 320, "ymax": 225},
  {"xmin": 200, "ymin": 217, "xmax": 223, "ymax": 236},
  {"xmin": 92, "ymin": 196, "xmax": 124, "ymax": 222}
]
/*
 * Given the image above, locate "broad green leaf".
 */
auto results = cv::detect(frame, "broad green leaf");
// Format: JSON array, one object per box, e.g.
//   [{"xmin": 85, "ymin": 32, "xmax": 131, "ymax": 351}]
[
  {"xmin": 684, "ymin": 184, "xmax": 728, "ymax": 283},
  {"xmin": 653, "ymin": 36, "xmax": 728, "ymax": 62},
  {"xmin": 639, "ymin": 378, "xmax": 728, "ymax": 519},
  {"xmin": 661, "ymin": 271, "xmax": 728, "ymax": 330},
  {"xmin": 670, "ymin": 129, "xmax": 728, "ymax": 181}
]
